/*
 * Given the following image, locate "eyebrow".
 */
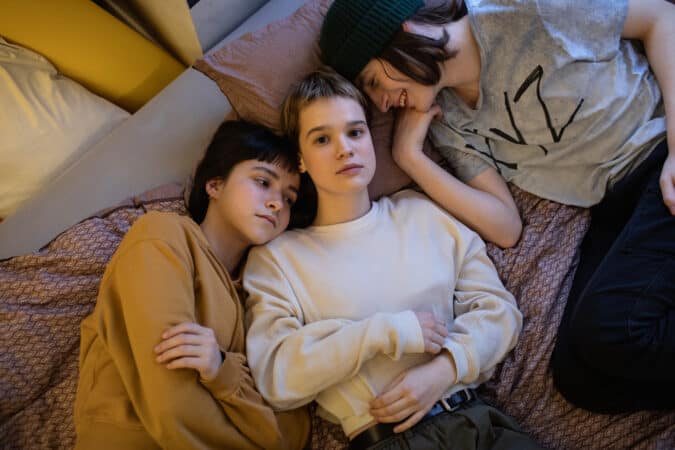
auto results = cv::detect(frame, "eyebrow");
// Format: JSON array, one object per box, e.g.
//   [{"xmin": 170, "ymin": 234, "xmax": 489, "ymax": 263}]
[
  {"xmin": 252, "ymin": 166, "xmax": 280, "ymax": 179},
  {"xmin": 253, "ymin": 166, "xmax": 299, "ymax": 193},
  {"xmin": 304, "ymin": 120, "xmax": 368, "ymax": 139}
]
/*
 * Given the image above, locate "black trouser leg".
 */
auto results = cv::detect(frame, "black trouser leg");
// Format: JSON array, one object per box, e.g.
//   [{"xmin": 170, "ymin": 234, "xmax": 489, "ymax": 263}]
[{"xmin": 551, "ymin": 141, "xmax": 675, "ymax": 413}]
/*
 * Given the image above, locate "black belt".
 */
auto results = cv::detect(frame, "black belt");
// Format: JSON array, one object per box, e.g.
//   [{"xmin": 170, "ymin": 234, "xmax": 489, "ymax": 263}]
[{"xmin": 349, "ymin": 389, "xmax": 478, "ymax": 450}]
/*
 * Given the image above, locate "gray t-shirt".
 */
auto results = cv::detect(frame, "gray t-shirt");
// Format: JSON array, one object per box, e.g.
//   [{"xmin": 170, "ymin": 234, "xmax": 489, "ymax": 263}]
[{"xmin": 429, "ymin": 0, "xmax": 666, "ymax": 206}]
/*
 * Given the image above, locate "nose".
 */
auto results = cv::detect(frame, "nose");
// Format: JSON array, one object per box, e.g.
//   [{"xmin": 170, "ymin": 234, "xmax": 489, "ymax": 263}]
[
  {"xmin": 377, "ymin": 92, "xmax": 389, "ymax": 113},
  {"xmin": 265, "ymin": 195, "xmax": 282, "ymax": 212},
  {"xmin": 336, "ymin": 136, "xmax": 355, "ymax": 159}
]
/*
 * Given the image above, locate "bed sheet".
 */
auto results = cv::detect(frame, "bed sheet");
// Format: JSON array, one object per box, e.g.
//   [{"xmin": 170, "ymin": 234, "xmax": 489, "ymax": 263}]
[{"xmin": 1, "ymin": 183, "xmax": 673, "ymax": 449}]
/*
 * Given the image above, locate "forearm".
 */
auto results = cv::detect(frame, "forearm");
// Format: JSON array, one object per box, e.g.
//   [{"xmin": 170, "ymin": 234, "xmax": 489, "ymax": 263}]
[
  {"xmin": 446, "ymin": 246, "xmax": 522, "ymax": 383},
  {"xmin": 397, "ymin": 150, "xmax": 521, "ymax": 247},
  {"xmin": 626, "ymin": 0, "xmax": 675, "ymax": 150},
  {"xmin": 643, "ymin": 4, "xmax": 675, "ymax": 151},
  {"xmin": 246, "ymin": 310, "xmax": 423, "ymax": 410}
]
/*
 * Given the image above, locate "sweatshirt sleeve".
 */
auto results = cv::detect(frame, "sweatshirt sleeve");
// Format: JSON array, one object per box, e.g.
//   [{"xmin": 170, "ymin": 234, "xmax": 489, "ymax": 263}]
[
  {"xmin": 244, "ymin": 247, "xmax": 425, "ymax": 411},
  {"xmin": 442, "ymin": 236, "xmax": 523, "ymax": 385},
  {"xmin": 98, "ymin": 238, "xmax": 307, "ymax": 450}
]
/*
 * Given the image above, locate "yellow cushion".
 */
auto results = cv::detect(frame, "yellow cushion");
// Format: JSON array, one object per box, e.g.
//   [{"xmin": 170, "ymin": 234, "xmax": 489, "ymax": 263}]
[{"xmin": 0, "ymin": 0, "xmax": 186, "ymax": 112}]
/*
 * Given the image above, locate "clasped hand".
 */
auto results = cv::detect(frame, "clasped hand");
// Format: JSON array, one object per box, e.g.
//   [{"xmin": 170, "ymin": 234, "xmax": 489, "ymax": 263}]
[
  {"xmin": 154, "ymin": 322, "xmax": 223, "ymax": 382},
  {"xmin": 391, "ymin": 105, "xmax": 442, "ymax": 168},
  {"xmin": 660, "ymin": 152, "xmax": 675, "ymax": 215},
  {"xmin": 369, "ymin": 351, "xmax": 457, "ymax": 433}
]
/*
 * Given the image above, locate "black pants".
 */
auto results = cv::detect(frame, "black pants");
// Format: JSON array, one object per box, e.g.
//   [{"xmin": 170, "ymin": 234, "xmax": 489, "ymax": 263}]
[
  {"xmin": 551, "ymin": 140, "xmax": 675, "ymax": 413},
  {"xmin": 353, "ymin": 398, "xmax": 543, "ymax": 450}
]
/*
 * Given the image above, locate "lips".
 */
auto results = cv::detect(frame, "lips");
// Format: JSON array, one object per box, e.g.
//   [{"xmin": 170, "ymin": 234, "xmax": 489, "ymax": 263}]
[
  {"xmin": 336, "ymin": 163, "xmax": 364, "ymax": 175},
  {"xmin": 256, "ymin": 214, "xmax": 276, "ymax": 227},
  {"xmin": 398, "ymin": 89, "xmax": 407, "ymax": 108}
]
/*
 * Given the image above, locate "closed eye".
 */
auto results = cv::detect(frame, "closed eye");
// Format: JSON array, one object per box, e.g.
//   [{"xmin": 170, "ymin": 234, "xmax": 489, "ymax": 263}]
[
  {"xmin": 255, "ymin": 177, "xmax": 270, "ymax": 188},
  {"xmin": 284, "ymin": 195, "xmax": 297, "ymax": 206}
]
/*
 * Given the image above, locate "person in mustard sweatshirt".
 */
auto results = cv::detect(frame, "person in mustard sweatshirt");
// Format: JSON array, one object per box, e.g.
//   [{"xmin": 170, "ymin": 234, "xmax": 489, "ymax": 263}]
[{"xmin": 74, "ymin": 120, "xmax": 310, "ymax": 450}]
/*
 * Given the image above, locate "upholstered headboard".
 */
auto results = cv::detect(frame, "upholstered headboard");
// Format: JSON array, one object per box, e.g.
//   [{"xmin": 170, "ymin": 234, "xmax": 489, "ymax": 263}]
[{"xmin": 0, "ymin": 0, "xmax": 307, "ymax": 259}]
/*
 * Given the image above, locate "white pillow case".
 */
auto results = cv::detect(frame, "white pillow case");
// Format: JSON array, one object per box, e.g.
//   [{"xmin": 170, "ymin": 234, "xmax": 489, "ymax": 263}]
[{"xmin": 0, "ymin": 37, "xmax": 129, "ymax": 219}]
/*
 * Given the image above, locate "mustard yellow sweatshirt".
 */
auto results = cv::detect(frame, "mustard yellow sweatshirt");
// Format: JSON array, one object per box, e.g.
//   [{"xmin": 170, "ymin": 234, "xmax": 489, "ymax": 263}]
[{"xmin": 74, "ymin": 211, "xmax": 309, "ymax": 450}]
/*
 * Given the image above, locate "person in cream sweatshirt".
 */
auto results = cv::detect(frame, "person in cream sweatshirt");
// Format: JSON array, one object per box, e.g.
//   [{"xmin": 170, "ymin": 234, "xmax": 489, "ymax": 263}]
[{"xmin": 244, "ymin": 70, "xmax": 540, "ymax": 449}]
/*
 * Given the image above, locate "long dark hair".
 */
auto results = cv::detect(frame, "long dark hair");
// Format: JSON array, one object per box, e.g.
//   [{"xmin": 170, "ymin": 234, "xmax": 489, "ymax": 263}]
[
  {"xmin": 380, "ymin": 0, "xmax": 467, "ymax": 86},
  {"xmin": 188, "ymin": 120, "xmax": 304, "ymax": 225}
]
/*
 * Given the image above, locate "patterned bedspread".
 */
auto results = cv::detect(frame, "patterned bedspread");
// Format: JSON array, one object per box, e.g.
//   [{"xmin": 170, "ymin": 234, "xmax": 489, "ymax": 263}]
[{"xmin": 1, "ymin": 185, "xmax": 673, "ymax": 449}]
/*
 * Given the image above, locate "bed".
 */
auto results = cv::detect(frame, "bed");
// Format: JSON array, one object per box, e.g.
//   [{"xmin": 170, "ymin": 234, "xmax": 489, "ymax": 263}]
[{"xmin": 1, "ymin": 0, "xmax": 674, "ymax": 449}]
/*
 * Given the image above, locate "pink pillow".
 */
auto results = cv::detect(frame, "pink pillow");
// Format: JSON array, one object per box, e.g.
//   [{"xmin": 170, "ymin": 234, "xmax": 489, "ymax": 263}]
[{"xmin": 194, "ymin": 0, "xmax": 417, "ymax": 199}]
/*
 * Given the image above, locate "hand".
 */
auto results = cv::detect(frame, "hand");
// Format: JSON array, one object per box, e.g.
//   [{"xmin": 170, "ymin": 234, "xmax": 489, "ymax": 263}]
[
  {"xmin": 391, "ymin": 104, "xmax": 442, "ymax": 168},
  {"xmin": 660, "ymin": 153, "xmax": 675, "ymax": 215},
  {"xmin": 369, "ymin": 352, "xmax": 457, "ymax": 433},
  {"xmin": 154, "ymin": 322, "xmax": 223, "ymax": 382},
  {"xmin": 414, "ymin": 311, "xmax": 448, "ymax": 354}
]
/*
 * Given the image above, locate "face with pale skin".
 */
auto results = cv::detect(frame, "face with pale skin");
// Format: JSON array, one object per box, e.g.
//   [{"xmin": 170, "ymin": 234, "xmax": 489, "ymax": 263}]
[
  {"xmin": 205, "ymin": 159, "xmax": 300, "ymax": 246},
  {"xmin": 357, "ymin": 58, "xmax": 441, "ymax": 114},
  {"xmin": 297, "ymin": 96, "xmax": 376, "ymax": 199}
]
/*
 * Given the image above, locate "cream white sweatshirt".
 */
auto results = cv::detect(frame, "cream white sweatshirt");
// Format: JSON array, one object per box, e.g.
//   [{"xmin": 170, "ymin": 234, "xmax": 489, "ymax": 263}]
[{"xmin": 244, "ymin": 190, "xmax": 522, "ymax": 437}]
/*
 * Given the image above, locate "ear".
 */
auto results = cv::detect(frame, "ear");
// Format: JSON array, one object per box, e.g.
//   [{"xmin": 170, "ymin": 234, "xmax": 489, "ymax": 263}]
[
  {"xmin": 205, "ymin": 179, "xmax": 223, "ymax": 199},
  {"xmin": 402, "ymin": 20, "xmax": 439, "ymax": 39},
  {"xmin": 298, "ymin": 157, "xmax": 307, "ymax": 174}
]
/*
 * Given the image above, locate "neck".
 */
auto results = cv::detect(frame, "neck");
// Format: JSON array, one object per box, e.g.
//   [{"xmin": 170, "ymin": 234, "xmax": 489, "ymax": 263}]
[
  {"xmin": 199, "ymin": 213, "xmax": 247, "ymax": 276},
  {"xmin": 313, "ymin": 190, "xmax": 371, "ymax": 226},
  {"xmin": 438, "ymin": 17, "xmax": 481, "ymax": 105}
]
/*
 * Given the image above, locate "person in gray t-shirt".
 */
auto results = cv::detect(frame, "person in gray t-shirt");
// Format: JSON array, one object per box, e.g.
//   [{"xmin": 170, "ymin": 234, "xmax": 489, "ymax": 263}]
[{"xmin": 320, "ymin": 0, "xmax": 675, "ymax": 414}]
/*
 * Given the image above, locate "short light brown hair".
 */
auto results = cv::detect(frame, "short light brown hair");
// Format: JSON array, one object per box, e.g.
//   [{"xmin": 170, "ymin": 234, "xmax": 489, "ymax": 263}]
[{"xmin": 280, "ymin": 67, "xmax": 370, "ymax": 144}]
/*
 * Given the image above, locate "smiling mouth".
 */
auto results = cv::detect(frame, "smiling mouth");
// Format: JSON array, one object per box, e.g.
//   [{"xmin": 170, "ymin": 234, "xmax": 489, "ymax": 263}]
[{"xmin": 398, "ymin": 89, "xmax": 407, "ymax": 108}]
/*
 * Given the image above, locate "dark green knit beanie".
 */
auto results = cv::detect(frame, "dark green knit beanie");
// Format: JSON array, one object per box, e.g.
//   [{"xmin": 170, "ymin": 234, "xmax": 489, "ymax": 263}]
[{"xmin": 320, "ymin": 0, "xmax": 424, "ymax": 81}]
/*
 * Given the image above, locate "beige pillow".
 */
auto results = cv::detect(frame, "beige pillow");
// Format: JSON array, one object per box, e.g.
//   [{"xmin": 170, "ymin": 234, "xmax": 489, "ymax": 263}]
[
  {"xmin": 0, "ymin": 38, "xmax": 129, "ymax": 219},
  {"xmin": 194, "ymin": 0, "xmax": 416, "ymax": 199}
]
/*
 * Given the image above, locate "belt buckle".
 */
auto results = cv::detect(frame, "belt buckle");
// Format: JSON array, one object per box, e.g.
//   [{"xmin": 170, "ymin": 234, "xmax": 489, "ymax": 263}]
[
  {"xmin": 438, "ymin": 389, "xmax": 473, "ymax": 413},
  {"xmin": 439, "ymin": 396, "xmax": 459, "ymax": 413}
]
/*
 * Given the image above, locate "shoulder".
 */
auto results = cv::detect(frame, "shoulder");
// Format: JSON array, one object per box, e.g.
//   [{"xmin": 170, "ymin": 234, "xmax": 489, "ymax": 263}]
[
  {"xmin": 128, "ymin": 211, "xmax": 195, "ymax": 237},
  {"xmin": 246, "ymin": 231, "xmax": 299, "ymax": 267},
  {"xmin": 387, "ymin": 189, "xmax": 447, "ymax": 216},
  {"xmin": 389, "ymin": 189, "xmax": 483, "ymax": 246},
  {"xmin": 119, "ymin": 212, "xmax": 199, "ymax": 254}
]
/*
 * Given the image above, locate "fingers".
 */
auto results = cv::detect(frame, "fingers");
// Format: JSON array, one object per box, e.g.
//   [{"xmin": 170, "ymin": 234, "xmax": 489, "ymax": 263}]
[
  {"xmin": 156, "ymin": 344, "xmax": 204, "ymax": 364},
  {"xmin": 415, "ymin": 311, "xmax": 448, "ymax": 354},
  {"xmin": 429, "ymin": 104, "xmax": 442, "ymax": 120},
  {"xmin": 422, "ymin": 328, "xmax": 446, "ymax": 354},
  {"xmin": 370, "ymin": 379, "xmax": 404, "ymax": 410},
  {"xmin": 660, "ymin": 176, "xmax": 675, "ymax": 215},
  {"xmin": 165, "ymin": 356, "xmax": 205, "ymax": 372},
  {"xmin": 154, "ymin": 332, "xmax": 204, "ymax": 355},
  {"xmin": 660, "ymin": 155, "xmax": 675, "ymax": 215},
  {"xmin": 393, "ymin": 409, "xmax": 428, "ymax": 433},
  {"xmin": 161, "ymin": 321, "xmax": 209, "ymax": 340},
  {"xmin": 371, "ymin": 397, "xmax": 419, "ymax": 423}
]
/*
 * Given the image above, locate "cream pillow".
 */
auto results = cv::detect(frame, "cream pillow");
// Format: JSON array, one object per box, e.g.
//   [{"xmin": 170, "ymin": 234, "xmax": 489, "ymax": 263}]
[{"xmin": 0, "ymin": 37, "xmax": 129, "ymax": 219}]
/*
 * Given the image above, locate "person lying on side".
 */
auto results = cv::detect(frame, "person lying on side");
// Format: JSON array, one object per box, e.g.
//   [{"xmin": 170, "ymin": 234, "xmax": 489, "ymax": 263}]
[{"xmin": 74, "ymin": 120, "xmax": 310, "ymax": 450}]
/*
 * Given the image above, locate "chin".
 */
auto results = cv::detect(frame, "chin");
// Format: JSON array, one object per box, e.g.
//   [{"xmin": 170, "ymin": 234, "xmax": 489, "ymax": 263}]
[{"xmin": 249, "ymin": 231, "xmax": 276, "ymax": 246}]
